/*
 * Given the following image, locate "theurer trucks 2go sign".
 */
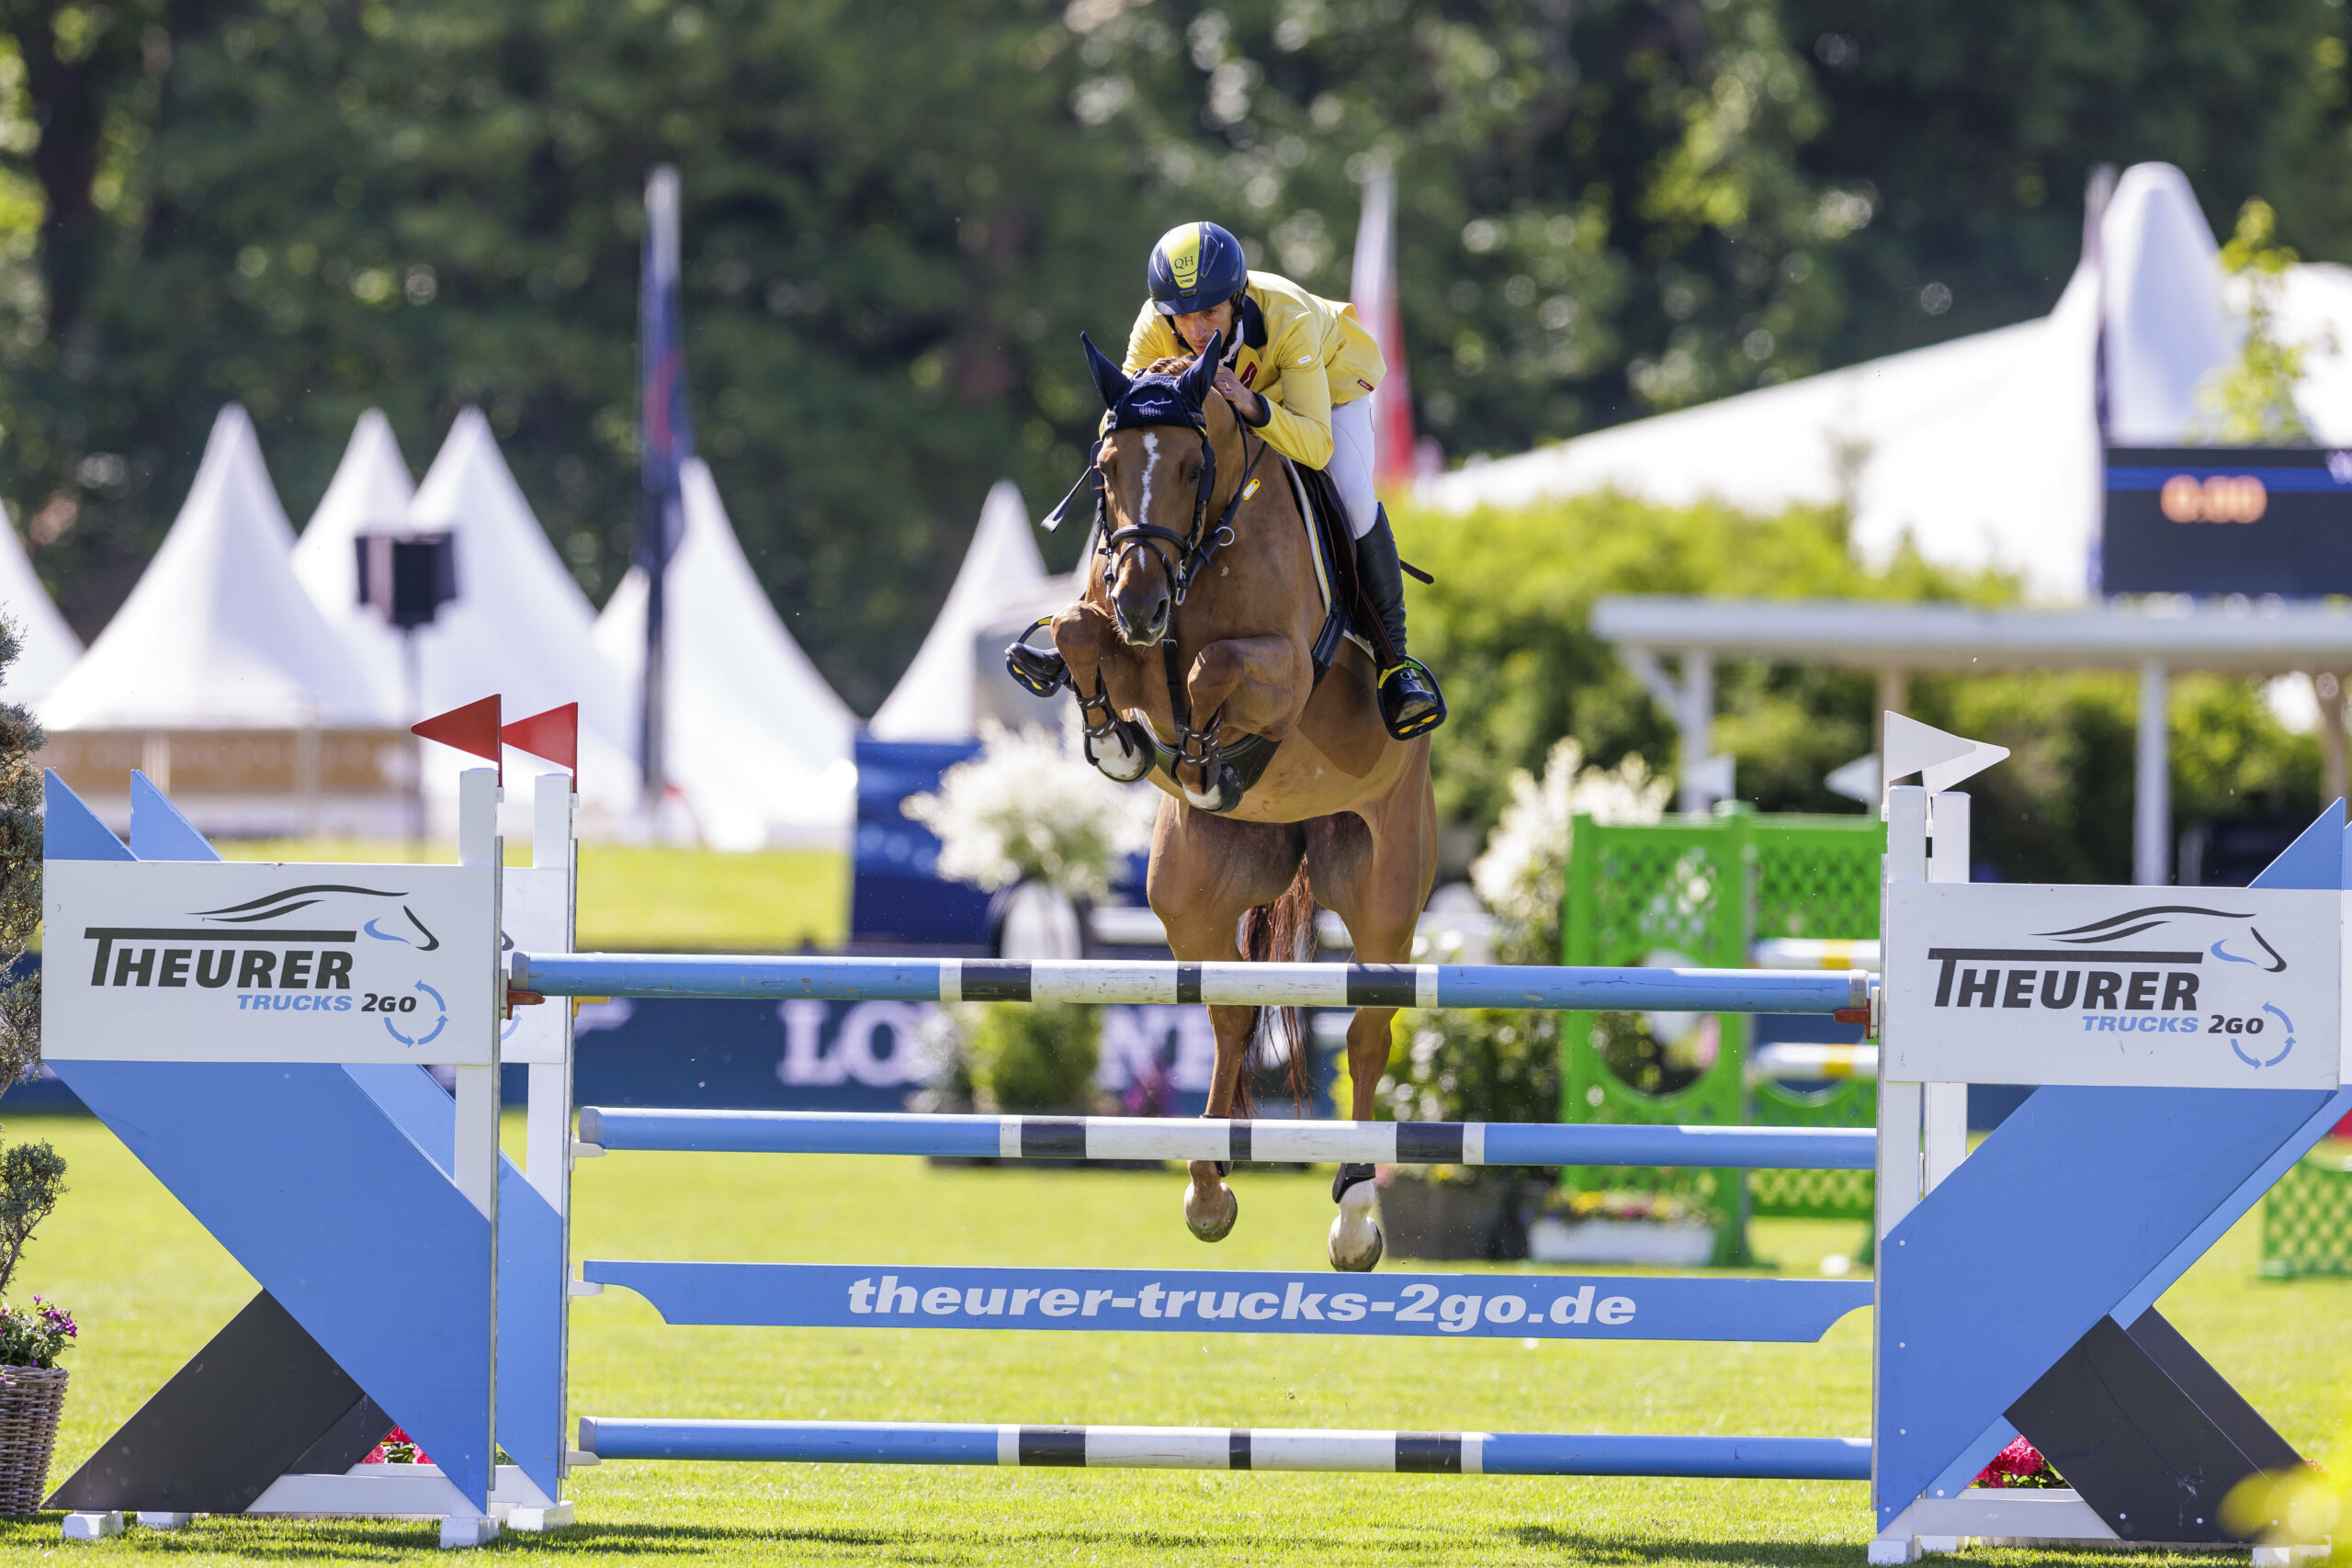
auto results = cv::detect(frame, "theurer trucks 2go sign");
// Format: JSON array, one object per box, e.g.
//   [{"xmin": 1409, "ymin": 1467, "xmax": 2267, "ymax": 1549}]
[
  {"xmin": 45, "ymin": 859, "xmax": 498, "ymax": 1066},
  {"xmin": 1883, "ymin": 884, "xmax": 2343, "ymax": 1090}
]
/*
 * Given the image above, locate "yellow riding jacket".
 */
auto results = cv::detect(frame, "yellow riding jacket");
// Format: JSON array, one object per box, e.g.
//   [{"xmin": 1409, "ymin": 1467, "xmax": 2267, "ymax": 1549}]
[{"xmin": 1121, "ymin": 271, "xmax": 1385, "ymax": 471}]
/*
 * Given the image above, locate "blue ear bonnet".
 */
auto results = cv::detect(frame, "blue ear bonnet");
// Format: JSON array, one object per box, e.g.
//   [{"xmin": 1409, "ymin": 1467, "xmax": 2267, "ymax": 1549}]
[
  {"xmin": 1080, "ymin": 328, "xmax": 1222, "ymax": 432},
  {"xmin": 1107, "ymin": 374, "xmax": 1200, "ymax": 432}
]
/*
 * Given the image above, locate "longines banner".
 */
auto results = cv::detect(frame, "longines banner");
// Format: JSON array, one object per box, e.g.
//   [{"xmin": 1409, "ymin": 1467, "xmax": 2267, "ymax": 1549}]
[
  {"xmin": 1883, "ymin": 883, "xmax": 2342, "ymax": 1089},
  {"xmin": 2103, "ymin": 446, "xmax": 2352, "ymax": 595},
  {"xmin": 46, "ymin": 860, "xmax": 498, "ymax": 1066}
]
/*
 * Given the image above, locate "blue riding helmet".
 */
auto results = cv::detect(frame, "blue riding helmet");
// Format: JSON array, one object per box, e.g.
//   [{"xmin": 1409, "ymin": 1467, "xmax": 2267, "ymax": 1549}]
[{"xmin": 1148, "ymin": 221, "xmax": 1248, "ymax": 316}]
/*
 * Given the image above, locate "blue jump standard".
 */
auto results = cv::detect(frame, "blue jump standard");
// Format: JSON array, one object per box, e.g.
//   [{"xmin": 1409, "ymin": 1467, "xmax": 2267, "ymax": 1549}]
[
  {"xmin": 576, "ymin": 1418, "xmax": 1874, "ymax": 1480},
  {"xmin": 514, "ymin": 952, "xmax": 1873, "ymax": 1013},
  {"xmin": 575, "ymin": 1108, "xmax": 1879, "ymax": 1170},
  {"xmin": 584, "ymin": 1262, "xmax": 1872, "ymax": 1343}
]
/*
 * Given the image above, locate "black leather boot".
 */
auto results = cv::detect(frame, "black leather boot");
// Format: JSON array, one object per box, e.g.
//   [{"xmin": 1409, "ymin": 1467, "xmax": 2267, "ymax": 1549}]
[{"xmin": 1354, "ymin": 509, "xmax": 1445, "ymax": 739}]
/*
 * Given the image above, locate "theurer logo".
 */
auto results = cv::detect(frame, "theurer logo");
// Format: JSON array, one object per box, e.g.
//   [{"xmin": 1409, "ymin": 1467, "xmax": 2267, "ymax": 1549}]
[
  {"xmin": 1927, "ymin": 902, "xmax": 2293, "ymax": 1069},
  {"xmin": 81, "ymin": 882, "xmax": 450, "ymax": 1048}
]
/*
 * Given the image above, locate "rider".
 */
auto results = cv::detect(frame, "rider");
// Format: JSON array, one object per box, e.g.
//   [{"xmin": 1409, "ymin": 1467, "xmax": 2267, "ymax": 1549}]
[{"xmin": 1121, "ymin": 220, "xmax": 1444, "ymax": 741}]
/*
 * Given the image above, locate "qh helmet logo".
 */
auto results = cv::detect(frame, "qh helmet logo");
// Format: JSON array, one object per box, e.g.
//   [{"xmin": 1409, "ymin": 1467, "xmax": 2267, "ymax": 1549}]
[
  {"xmin": 80, "ymin": 881, "xmax": 451, "ymax": 1050},
  {"xmin": 1923, "ymin": 902, "xmax": 2295, "ymax": 1069}
]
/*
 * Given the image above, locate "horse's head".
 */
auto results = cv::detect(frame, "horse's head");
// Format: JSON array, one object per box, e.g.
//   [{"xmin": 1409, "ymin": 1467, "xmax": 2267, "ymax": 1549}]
[{"xmin": 1080, "ymin": 332, "xmax": 1238, "ymax": 648}]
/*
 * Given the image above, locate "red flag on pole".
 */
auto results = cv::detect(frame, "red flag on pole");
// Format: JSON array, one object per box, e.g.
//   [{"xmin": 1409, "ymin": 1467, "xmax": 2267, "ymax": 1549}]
[
  {"xmin": 502, "ymin": 703, "xmax": 579, "ymax": 778},
  {"xmin": 1351, "ymin": 166, "xmax": 1419, "ymax": 493},
  {"xmin": 412, "ymin": 694, "xmax": 503, "ymax": 783}
]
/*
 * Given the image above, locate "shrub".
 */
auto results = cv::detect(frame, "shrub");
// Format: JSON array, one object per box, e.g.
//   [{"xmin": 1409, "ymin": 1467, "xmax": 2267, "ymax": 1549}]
[{"xmin": 967, "ymin": 1002, "xmax": 1100, "ymax": 1112}]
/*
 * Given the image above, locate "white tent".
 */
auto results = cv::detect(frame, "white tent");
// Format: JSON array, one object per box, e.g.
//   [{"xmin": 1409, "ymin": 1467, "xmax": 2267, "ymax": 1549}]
[
  {"xmin": 594, "ymin": 458, "xmax": 858, "ymax": 849},
  {"xmin": 1418, "ymin": 163, "xmax": 2349, "ymax": 603},
  {"xmin": 0, "ymin": 509, "xmax": 81, "ymax": 701},
  {"xmin": 42, "ymin": 405, "xmax": 390, "ymax": 730},
  {"xmin": 869, "ymin": 480, "xmax": 1053, "ymax": 739},
  {"xmin": 308, "ymin": 409, "xmax": 641, "ymax": 828},
  {"xmin": 289, "ymin": 408, "xmax": 417, "ymax": 716}
]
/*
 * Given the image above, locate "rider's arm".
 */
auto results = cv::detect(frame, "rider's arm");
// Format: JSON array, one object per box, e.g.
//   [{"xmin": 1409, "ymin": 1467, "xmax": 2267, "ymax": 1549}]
[
  {"xmin": 1246, "ymin": 312, "xmax": 1336, "ymax": 469},
  {"xmin": 1123, "ymin": 302, "xmax": 1180, "ymax": 374}
]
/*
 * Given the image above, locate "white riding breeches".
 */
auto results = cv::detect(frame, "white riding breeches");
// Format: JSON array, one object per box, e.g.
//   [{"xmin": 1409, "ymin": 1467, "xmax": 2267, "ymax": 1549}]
[{"xmin": 1327, "ymin": 395, "xmax": 1378, "ymax": 540}]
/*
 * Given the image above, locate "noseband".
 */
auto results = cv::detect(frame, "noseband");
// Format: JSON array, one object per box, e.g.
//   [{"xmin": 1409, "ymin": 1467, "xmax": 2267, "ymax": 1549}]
[{"xmin": 1056, "ymin": 415, "xmax": 1268, "ymax": 610}]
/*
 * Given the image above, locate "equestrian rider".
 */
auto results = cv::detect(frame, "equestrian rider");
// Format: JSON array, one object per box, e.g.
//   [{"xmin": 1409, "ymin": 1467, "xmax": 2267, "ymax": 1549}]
[{"xmin": 1121, "ymin": 220, "xmax": 1444, "ymax": 741}]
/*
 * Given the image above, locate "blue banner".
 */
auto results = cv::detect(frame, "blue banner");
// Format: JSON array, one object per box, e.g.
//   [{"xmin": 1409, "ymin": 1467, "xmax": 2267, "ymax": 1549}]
[{"xmin": 585, "ymin": 1259, "xmax": 1871, "ymax": 1343}]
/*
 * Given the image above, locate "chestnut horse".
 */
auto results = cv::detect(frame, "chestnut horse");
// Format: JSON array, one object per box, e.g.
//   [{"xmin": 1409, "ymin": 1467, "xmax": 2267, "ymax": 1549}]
[{"xmin": 1041, "ymin": 335, "xmax": 1435, "ymax": 1271}]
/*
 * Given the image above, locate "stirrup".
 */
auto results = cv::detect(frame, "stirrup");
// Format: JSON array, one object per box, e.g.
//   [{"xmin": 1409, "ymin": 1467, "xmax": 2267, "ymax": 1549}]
[
  {"xmin": 1377, "ymin": 658, "xmax": 1446, "ymax": 740},
  {"xmin": 1003, "ymin": 616, "xmax": 1069, "ymax": 698}
]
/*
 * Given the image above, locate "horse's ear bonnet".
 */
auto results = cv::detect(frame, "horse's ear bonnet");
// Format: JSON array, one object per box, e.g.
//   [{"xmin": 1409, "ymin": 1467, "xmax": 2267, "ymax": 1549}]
[{"xmin": 1084, "ymin": 331, "xmax": 1225, "ymax": 432}]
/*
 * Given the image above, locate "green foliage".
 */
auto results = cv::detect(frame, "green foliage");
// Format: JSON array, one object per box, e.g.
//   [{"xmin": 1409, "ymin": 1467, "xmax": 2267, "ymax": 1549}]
[
  {"xmin": 0, "ymin": 1295, "xmax": 74, "ymax": 1369},
  {"xmin": 1392, "ymin": 491, "xmax": 2009, "ymax": 829},
  {"xmin": 1399, "ymin": 492, "xmax": 2321, "ymax": 885},
  {"xmin": 0, "ymin": 616, "xmax": 40, "ymax": 1098},
  {"xmin": 2199, "ymin": 197, "xmax": 2316, "ymax": 444},
  {"xmin": 967, "ymin": 1001, "xmax": 1098, "ymax": 1113},
  {"xmin": 0, "ymin": 1138, "xmax": 64, "ymax": 1301},
  {"xmin": 1782, "ymin": 0, "xmax": 2352, "ymax": 367},
  {"xmin": 1381, "ymin": 1010, "xmax": 1561, "ymax": 1130}
]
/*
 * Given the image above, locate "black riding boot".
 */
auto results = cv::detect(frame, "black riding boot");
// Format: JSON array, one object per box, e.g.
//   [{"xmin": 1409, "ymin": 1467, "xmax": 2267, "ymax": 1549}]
[{"xmin": 1354, "ymin": 508, "xmax": 1445, "ymax": 739}]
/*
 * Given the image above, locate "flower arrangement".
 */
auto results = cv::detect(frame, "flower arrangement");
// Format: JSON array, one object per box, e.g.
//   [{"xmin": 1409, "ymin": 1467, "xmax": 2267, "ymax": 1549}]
[
  {"xmin": 0, "ymin": 1298, "xmax": 72, "ymax": 1370},
  {"xmin": 1973, "ymin": 1436, "xmax": 2063, "ymax": 1489},
  {"xmin": 364, "ymin": 1427, "xmax": 431, "ymax": 1465},
  {"xmin": 903, "ymin": 723, "xmax": 1158, "ymax": 902},
  {"xmin": 1471, "ymin": 738, "xmax": 1668, "ymax": 966}
]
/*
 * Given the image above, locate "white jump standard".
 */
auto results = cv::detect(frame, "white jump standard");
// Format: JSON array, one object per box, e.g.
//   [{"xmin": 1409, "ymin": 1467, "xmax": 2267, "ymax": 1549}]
[{"xmin": 37, "ymin": 733, "xmax": 2352, "ymax": 1560}]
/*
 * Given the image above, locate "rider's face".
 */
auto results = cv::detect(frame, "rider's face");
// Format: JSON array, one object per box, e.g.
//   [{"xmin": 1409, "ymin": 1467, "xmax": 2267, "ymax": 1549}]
[{"xmin": 1171, "ymin": 301, "xmax": 1235, "ymax": 356}]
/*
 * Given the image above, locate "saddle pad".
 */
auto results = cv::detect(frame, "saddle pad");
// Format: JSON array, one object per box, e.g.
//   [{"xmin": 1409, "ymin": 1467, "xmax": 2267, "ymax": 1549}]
[{"xmin": 1283, "ymin": 461, "xmax": 1376, "ymax": 665}]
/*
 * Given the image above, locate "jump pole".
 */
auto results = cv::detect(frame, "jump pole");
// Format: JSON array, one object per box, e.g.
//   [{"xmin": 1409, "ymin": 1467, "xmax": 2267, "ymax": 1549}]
[{"xmin": 40, "ymin": 750, "xmax": 2352, "ymax": 1562}]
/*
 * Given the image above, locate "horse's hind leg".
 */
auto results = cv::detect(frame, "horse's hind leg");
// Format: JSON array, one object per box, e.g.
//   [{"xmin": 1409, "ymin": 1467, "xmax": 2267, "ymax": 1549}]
[
  {"xmin": 1148, "ymin": 800, "xmax": 1305, "ymax": 1243},
  {"xmin": 1308, "ymin": 769, "xmax": 1440, "ymax": 1270}
]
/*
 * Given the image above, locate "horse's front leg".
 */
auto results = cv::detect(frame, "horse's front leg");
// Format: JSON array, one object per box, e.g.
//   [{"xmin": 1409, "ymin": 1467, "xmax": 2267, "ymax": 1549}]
[
  {"xmin": 1173, "ymin": 633, "xmax": 1299, "ymax": 811},
  {"xmin": 1148, "ymin": 802, "xmax": 1305, "ymax": 1242},
  {"xmin": 1052, "ymin": 604, "xmax": 1152, "ymax": 783}
]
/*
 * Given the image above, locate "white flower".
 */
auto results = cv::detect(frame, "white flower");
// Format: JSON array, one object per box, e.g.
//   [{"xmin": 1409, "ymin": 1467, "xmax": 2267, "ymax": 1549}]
[
  {"xmin": 903, "ymin": 724, "xmax": 1159, "ymax": 901},
  {"xmin": 1471, "ymin": 738, "xmax": 1670, "ymax": 964}
]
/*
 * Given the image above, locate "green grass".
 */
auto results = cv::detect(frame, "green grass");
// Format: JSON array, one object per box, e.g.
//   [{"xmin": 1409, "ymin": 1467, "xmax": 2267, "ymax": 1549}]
[
  {"xmin": 1, "ymin": 1110, "xmax": 2346, "ymax": 1563},
  {"xmin": 215, "ymin": 839, "xmax": 848, "ymax": 952}
]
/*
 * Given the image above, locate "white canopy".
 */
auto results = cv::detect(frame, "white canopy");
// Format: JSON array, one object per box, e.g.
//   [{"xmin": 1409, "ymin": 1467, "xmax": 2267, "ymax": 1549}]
[
  {"xmin": 289, "ymin": 408, "xmax": 417, "ymax": 716},
  {"xmin": 1419, "ymin": 163, "xmax": 2352, "ymax": 602},
  {"xmin": 594, "ymin": 458, "xmax": 858, "ymax": 849},
  {"xmin": 42, "ymin": 406, "xmax": 390, "ymax": 730},
  {"xmin": 0, "ymin": 509, "xmax": 81, "ymax": 701},
  {"xmin": 401, "ymin": 410, "xmax": 642, "ymax": 823},
  {"xmin": 869, "ymin": 479, "xmax": 1051, "ymax": 739}
]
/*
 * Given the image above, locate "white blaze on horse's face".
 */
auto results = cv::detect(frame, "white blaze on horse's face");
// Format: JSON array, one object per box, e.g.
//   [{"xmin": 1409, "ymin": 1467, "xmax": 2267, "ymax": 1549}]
[{"xmin": 1106, "ymin": 429, "xmax": 1179, "ymax": 649}]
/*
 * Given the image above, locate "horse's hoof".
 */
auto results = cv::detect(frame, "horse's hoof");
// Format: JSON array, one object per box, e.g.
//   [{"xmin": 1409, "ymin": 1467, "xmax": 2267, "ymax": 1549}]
[
  {"xmin": 1328, "ymin": 1181, "xmax": 1384, "ymax": 1272},
  {"xmin": 1181, "ymin": 781, "xmax": 1224, "ymax": 811},
  {"xmin": 1184, "ymin": 1180, "xmax": 1238, "ymax": 1243},
  {"xmin": 1086, "ymin": 723, "xmax": 1150, "ymax": 784}
]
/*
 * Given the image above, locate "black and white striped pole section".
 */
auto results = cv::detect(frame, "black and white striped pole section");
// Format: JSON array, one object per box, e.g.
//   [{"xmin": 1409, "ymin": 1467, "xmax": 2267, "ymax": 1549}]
[
  {"xmin": 573, "ymin": 1108, "xmax": 1876, "ymax": 1169},
  {"xmin": 577, "ymin": 1417, "xmax": 1871, "ymax": 1479},
  {"xmin": 515, "ymin": 953, "xmax": 1872, "ymax": 1013}
]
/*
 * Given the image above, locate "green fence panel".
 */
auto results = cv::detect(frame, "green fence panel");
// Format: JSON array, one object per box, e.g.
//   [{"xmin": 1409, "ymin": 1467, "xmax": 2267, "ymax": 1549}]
[
  {"xmin": 1561, "ymin": 805, "xmax": 1883, "ymax": 1259},
  {"xmin": 2260, "ymin": 1145, "xmax": 2352, "ymax": 1278}
]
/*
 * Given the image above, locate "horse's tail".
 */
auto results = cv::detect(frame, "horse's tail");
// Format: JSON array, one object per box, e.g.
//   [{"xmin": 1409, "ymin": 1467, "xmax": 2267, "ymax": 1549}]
[{"xmin": 1235, "ymin": 859, "xmax": 1317, "ymax": 1117}]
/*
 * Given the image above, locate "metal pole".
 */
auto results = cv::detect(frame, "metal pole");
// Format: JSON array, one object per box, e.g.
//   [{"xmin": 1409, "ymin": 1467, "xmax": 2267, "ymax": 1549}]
[
  {"xmin": 1678, "ymin": 650, "xmax": 1713, "ymax": 816},
  {"xmin": 2135, "ymin": 659, "xmax": 2169, "ymax": 886},
  {"xmin": 514, "ymin": 952, "xmax": 1871, "ymax": 1013}
]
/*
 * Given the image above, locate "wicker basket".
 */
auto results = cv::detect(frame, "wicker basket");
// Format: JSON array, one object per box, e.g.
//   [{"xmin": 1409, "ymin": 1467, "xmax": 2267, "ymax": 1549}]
[{"xmin": 0, "ymin": 1367, "xmax": 67, "ymax": 1514}]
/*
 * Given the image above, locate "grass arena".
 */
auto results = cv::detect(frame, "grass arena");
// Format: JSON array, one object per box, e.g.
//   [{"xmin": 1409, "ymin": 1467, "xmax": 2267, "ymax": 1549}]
[{"xmin": 14, "ymin": 748, "xmax": 2352, "ymax": 1564}]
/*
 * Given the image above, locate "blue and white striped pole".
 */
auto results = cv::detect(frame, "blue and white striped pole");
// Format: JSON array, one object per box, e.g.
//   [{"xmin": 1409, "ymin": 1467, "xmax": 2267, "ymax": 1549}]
[
  {"xmin": 574, "ymin": 1108, "xmax": 1877, "ymax": 1170},
  {"xmin": 516, "ymin": 953, "xmax": 1871, "ymax": 1014},
  {"xmin": 577, "ymin": 1418, "xmax": 1872, "ymax": 1480}
]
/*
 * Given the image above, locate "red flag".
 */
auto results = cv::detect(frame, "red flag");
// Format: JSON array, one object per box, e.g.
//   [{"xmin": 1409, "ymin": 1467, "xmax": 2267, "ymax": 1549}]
[
  {"xmin": 502, "ymin": 703, "xmax": 579, "ymax": 777},
  {"xmin": 1350, "ymin": 167, "xmax": 1419, "ymax": 492},
  {"xmin": 412, "ymin": 695, "xmax": 503, "ymax": 782}
]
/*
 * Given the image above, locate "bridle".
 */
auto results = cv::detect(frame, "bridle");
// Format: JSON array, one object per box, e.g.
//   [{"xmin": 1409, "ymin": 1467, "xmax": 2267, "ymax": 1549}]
[{"xmin": 1085, "ymin": 411, "xmax": 1268, "ymax": 613}]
